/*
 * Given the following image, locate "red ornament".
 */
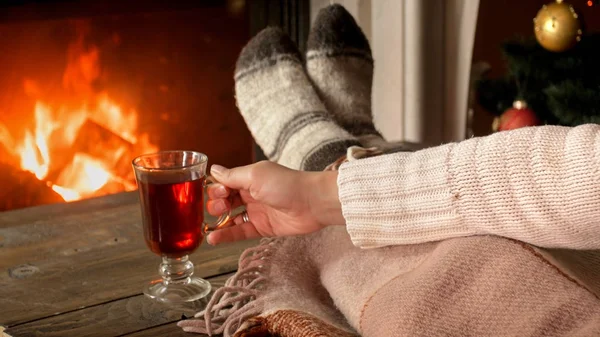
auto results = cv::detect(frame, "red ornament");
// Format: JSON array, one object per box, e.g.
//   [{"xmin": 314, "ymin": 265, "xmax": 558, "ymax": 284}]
[{"xmin": 492, "ymin": 100, "xmax": 540, "ymax": 132}]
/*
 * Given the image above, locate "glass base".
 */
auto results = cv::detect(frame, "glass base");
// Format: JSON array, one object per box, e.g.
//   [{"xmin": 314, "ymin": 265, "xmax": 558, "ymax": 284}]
[
  {"xmin": 144, "ymin": 276, "xmax": 211, "ymax": 303},
  {"xmin": 144, "ymin": 255, "xmax": 212, "ymax": 303}
]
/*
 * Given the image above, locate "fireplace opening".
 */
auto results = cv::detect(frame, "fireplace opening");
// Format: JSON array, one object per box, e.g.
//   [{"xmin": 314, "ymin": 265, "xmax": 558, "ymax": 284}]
[{"xmin": 0, "ymin": 0, "xmax": 265, "ymax": 212}]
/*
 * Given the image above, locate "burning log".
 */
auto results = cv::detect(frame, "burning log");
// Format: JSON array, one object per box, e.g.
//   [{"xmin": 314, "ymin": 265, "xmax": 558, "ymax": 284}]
[
  {"xmin": 73, "ymin": 118, "xmax": 134, "ymax": 166},
  {"xmin": 0, "ymin": 162, "xmax": 64, "ymax": 212},
  {"xmin": 46, "ymin": 118, "xmax": 135, "ymax": 183}
]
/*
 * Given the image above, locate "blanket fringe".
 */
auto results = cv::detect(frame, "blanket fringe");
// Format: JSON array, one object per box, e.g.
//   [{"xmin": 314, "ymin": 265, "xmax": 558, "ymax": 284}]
[{"xmin": 187, "ymin": 238, "xmax": 278, "ymax": 336}]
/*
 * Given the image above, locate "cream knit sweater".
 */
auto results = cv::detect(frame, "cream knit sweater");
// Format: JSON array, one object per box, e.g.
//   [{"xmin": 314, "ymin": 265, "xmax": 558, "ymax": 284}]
[{"xmin": 338, "ymin": 124, "xmax": 600, "ymax": 249}]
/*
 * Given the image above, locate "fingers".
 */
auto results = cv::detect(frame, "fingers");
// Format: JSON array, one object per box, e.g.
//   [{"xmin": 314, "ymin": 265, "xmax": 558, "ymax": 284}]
[
  {"xmin": 206, "ymin": 221, "xmax": 263, "ymax": 245},
  {"xmin": 206, "ymin": 195, "xmax": 246, "ymax": 216},
  {"xmin": 206, "ymin": 198, "xmax": 231, "ymax": 216},
  {"xmin": 207, "ymin": 183, "xmax": 231, "ymax": 199},
  {"xmin": 233, "ymin": 213, "xmax": 247, "ymax": 225}
]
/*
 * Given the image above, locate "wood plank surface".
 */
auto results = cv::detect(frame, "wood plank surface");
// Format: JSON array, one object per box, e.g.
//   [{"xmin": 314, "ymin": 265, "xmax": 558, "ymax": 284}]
[
  {"xmin": 0, "ymin": 191, "xmax": 139, "ymax": 229},
  {"xmin": 4, "ymin": 273, "xmax": 232, "ymax": 337},
  {"xmin": 122, "ymin": 322, "xmax": 200, "ymax": 337},
  {"xmin": 0, "ymin": 192, "xmax": 258, "ymax": 327}
]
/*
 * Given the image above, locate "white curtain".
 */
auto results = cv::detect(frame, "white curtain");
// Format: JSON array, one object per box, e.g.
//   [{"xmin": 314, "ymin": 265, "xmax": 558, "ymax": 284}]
[{"xmin": 312, "ymin": 0, "xmax": 480, "ymax": 145}]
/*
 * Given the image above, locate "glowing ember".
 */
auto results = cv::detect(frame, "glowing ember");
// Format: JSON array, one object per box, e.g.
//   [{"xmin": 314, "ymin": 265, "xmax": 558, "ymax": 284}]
[
  {"xmin": 51, "ymin": 185, "xmax": 80, "ymax": 202},
  {"xmin": 0, "ymin": 30, "xmax": 158, "ymax": 203}
]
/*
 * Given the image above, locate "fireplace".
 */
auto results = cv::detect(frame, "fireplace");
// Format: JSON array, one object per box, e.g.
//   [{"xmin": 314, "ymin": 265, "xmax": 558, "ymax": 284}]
[{"xmin": 0, "ymin": 0, "xmax": 309, "ymax": 212}]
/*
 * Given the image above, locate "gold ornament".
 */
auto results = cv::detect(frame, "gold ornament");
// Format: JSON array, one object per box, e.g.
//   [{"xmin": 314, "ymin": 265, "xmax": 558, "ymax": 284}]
[{"xmin": 533, "ymin": 0, "xmax": 582, "ymax": 52}]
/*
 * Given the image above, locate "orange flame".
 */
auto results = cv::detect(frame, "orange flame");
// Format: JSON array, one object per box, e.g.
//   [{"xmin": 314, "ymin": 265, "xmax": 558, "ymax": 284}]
[
  {"xmin": 18, "ymin": 103, "xmax": 55, "ymax": 180},
  {"xmin": 0, "ymin": 27, "xmax": 158, "ymax": 204},
  {"xmin": 0, "ymin": 94, "xmax": 156, "ymax": 202},
  {"xmin": 55, "ymin": 153, "xmax": 111, "ymax": 200}
]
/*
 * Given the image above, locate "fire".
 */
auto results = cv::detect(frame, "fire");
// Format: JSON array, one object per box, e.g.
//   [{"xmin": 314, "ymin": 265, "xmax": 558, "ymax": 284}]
[
  {"xmin": 0, "ymin": 25, "xmax": 157, "ymax": 203},
  {"xmin": 54, "ymin": 153, "xmax": 112, "ymax": 200},
  {"xmin": 0, "ymin": 93, "xmax": 157, "ymax": 202},
  {"xmin": 18, "ymin": 103, "xmax": 55, "ymax": 180}
]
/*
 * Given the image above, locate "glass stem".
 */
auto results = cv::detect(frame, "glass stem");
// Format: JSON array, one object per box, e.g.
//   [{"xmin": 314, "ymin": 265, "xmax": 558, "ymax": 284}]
[{"xmin": 159, "ymin": 255, "xmax": 194, "ymax": 285}]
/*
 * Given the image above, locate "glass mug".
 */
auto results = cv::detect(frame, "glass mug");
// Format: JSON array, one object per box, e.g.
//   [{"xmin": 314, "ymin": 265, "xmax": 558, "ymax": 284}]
[{"xmin": 132, "ymin": 150, "xmax": 232, "ymax": 303}]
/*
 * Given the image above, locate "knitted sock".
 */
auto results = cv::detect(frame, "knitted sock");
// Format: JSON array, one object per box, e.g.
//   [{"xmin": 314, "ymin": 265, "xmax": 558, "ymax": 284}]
[
  {"xmin": 307, "ymin": 5, "xmax": 410, "ymax": 152},
  {"xmin": 235, "ymin": 27, "xmax": 360, "ymax": 171}
]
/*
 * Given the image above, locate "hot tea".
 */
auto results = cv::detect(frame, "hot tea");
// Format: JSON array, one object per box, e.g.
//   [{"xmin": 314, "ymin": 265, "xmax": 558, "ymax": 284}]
[
  {"xmin": 137, "ymin": 176, "xmax": 206, "ymax": 257},
  {"xmin": 132, "ymin": 150, "xmax": 232, "ymax": 302}
]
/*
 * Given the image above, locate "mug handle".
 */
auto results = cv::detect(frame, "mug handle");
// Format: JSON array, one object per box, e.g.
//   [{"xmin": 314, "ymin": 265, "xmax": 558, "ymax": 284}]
[{"xmin": 203, "ymin": 175, "xmax": 233, "ymax": 233}]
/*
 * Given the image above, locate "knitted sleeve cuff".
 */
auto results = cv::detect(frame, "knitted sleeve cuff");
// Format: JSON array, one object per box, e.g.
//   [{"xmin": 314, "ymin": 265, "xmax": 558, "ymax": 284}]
[{"xmin": 337, "ymin": 144, "xmax": 470, "ymax": 248}]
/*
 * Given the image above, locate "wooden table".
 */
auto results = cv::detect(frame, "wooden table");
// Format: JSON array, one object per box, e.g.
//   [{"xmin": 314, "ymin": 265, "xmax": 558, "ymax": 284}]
[{"xmin": 0, "ymin": 192, "xmax": 257, "ymax": 337}]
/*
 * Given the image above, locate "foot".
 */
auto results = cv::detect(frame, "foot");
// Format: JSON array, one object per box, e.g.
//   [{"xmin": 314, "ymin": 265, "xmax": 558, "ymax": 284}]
[
  {"xmin": 307, "ymin": 5, "xmax": 407, "ymax": 153},
  {"xmin": 234, "ymin": 27, "xmax": 360, "ymax": 171}
]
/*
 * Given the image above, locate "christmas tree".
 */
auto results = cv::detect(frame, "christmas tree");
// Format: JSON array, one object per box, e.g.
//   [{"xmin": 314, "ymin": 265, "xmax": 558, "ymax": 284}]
[{"xmin": 476, "ymin": 0, "xmax": 600, "ymax": 130}]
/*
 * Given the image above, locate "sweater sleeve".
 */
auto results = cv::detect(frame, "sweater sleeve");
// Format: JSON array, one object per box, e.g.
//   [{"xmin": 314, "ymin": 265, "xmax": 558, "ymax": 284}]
[{"xmin": 337, "ymin": 124, "xmax": 600, "ymax": 249}]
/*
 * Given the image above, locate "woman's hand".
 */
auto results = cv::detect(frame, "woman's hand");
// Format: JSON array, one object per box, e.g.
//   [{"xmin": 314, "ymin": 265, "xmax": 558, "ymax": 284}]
[{"xmin": 206, "ymin": 161, "xmax": 345, "ymax": 245}]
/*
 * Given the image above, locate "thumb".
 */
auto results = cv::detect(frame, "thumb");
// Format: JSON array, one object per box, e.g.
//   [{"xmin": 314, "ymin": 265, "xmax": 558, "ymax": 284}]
[{"xmin": 210, "ymin": 164, "xmax": 253, "ymax": 191}]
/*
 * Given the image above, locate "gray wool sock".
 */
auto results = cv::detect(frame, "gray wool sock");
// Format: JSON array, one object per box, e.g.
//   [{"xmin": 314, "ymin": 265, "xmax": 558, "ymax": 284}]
[
  {"xmin": 234, "ymin": 27, "xmax": 360, "ymax": 171},
  {"xmin": 307, "ymin": 4, "xmax": 398, "ymax": 151}
]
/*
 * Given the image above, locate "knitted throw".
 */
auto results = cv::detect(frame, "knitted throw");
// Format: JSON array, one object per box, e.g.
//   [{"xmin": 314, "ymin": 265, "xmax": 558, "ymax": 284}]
[
  {"xmin": 179, "ymin": 226, "xmax": 600, "ymax": 336},
  {"xmin": 178, "ymin": 143, "xmax": 600, "ymax": 337}
]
